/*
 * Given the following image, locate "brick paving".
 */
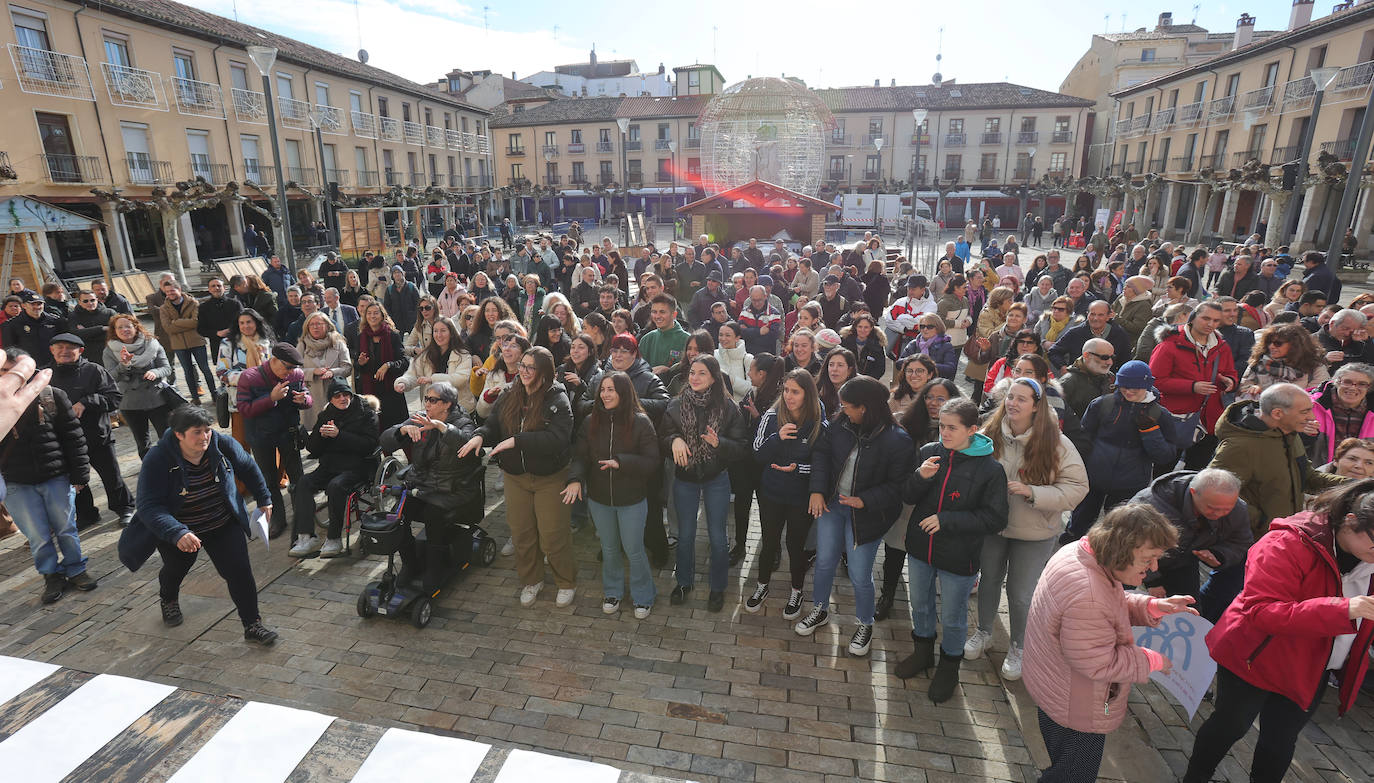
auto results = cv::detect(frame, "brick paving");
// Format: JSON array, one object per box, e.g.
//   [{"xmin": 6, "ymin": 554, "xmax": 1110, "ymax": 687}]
[{"xmin": 0, "ymin": 248, "xmax": 1371, "ymax": 780}]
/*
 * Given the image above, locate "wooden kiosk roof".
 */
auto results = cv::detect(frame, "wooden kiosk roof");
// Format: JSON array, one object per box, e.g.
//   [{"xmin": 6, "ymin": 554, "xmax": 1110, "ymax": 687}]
[{"xmin": 676, "ymin": 180, "xmax": 840, "ymax": 215}]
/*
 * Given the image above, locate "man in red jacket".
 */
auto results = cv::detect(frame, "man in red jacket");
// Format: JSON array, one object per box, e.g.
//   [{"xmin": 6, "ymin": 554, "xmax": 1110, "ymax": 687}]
[{"xmin": 1149, "ymin": 301, "xmax": 1238, "ymax": 470}]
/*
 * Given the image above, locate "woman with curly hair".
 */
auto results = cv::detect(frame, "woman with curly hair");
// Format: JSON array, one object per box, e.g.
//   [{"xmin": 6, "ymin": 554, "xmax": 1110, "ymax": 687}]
[
  {"xmin": 890, "ymin": 354, "xmax": 937, "ymax": 414},
  {"xmin": 1240, "ymin": 323, "xmax": 1328, "ymax": 399}
]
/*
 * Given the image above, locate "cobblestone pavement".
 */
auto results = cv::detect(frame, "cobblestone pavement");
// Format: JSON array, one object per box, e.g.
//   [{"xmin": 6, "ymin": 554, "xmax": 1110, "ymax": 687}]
[{"xmin": 1, "ymin": 249, "xmax": 1371, "ymax": 781}]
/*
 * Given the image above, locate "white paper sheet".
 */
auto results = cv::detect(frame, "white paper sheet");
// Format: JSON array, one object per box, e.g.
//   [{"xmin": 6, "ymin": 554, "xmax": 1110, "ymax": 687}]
[
  {"xmin": 166, "ymin": 701, "xmax": 334, "ymax": 783},
  {"xmin": 1133, "ymin": 613, "xmax": 1218, "ymax": 719},
  {"xmin": 350, "ymin": 727, "xmax": 489, "ymax": 783},
  {"xmin": 0, "ymin": 655, "xmax": 59, "ymax": 707},
  {"xmin": 493, "ymin": 749, "xmax": 620, "ymax": 783},
  {"xmin": 0, "ymin": 672, "xmax": 175, "ymax": 783},
  {"xmin": 250, "ymin": 508, "xmax": 270, "ymax": 547}
]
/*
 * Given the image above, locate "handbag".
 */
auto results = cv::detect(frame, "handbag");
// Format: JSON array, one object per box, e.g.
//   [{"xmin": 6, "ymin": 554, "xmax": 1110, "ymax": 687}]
[
  {"xmin": 155, "ymin": 380, "xmax": 190, "ymax": 410},
  {"xmin": 213, "ymin": 386, "xmax": 231, "ymax": 428}
]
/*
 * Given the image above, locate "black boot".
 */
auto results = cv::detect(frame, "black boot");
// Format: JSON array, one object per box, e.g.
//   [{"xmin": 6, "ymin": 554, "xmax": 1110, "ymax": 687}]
[
  {"xmin": 928, "ymin": 651, "xmax": 964, "ymax": 703},
  {"xmin": 874, "ymin": 591, "xmax": 895, "ymax": 622},
  {"xmin": 894, "ymin": 634, "xmax": 935, "ymax": 680}
]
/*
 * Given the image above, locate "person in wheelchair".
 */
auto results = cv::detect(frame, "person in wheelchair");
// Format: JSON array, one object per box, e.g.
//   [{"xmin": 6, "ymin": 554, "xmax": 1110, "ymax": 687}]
[
  {"xmin": 289, "ymin": 379, "xmax": 380, "ymax": 558},
  {"xmin": 379, "ymin": 381, "xmax": 483, "ymax": 592}
]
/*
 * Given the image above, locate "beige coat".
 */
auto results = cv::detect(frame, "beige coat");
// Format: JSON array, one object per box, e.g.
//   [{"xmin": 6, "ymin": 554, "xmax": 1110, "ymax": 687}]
[
  {"xmin": 298, "ymin": 332, "xmax": 353, "ymax": 431},
  {"xmin": 159, "ymin": 295, "xmax": 201, "ymax": 351},
  {"xmin": 964, "ymin": 308, "xmax": 1005, "ymax": 381},
  {"xmin": 990, "ymin": 422, "xmax": 1089, "ymax": 540}
]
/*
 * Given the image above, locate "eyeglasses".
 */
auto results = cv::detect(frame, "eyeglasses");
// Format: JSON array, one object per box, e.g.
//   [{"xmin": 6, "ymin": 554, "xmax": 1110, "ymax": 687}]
[
  {"xmin": 919, "ymin": 324, "xmax": 936, "ymax": 330},
  {"xmin": 517, "ymin": 362, "xmax": 539, "ymax": 372},
  {"xmin": 1339, "ymin": 379, "xmax": 1373, "ymax": 390},
  {"xmin": 1016, "ymin": 339, "xmax": 1037, "ymax": 346},
  {"xmin": 423, "ymin": 395, "xmax": 444, "ymax": 404},
  {"xmin": 1087, "ymin": 352, "xmax": 1115, "ymax": 361},
  {"xmin": 1051, "ymin": 306, "xmax": 1067, "ymax": 312}
]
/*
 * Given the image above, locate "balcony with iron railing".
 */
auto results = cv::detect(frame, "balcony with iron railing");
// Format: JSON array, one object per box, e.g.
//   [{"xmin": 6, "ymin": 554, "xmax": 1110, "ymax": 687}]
[
  {"xmin": 1016, "ymin": 131, "xmax": 1039, "ymax": 145},
  {"xmin": 1330, "ymin": 60, "xmax": 1374, "ymax": 98},
  {"xmin": 171, "ymin": 76, "xmax": 225, "ymax": 119},
  {"xmin": 1321, "ymin": 138, "xmax": 1359, "ymax": 160},
  {"xmin": 232, "ymin": 87, "xmax": 267, "ymax": 124},
  {"xmin": 1011, "ymin": 166, "xmax": 1034, "ymax": 181},
  {"xmin": 445, "ymin": 129, "xmax": 464, "ymax": 151},
  {"xmin": 1148, "ymin": 158, "xmax": 1166, "ymax": 171},
  {"xmin": 1197, "ymin": 154, "xmax": 1220, "ymax": 169},
  {"xmin": 545, "ymin": 175, "xmax": 562, "ymax": 185},
  {"xmin": 942, "ymin": 167, "xmax": 962, "ymax": 181},
  {"xmin": 287, "ymin": 167, "xmax": 317, "ymax": 186},
  {"xmin": 125, "ymin": 155, "xmax": 173, "ymax": 185},
  {"xmin": 190, "ymin": 161, "xmax": 231, "ymax": 184},
  {"xmin": 626, "ymin": 173, "xmax": 644, "ymax": 187},
  {"xmin": 380, "ymin": 117, "xmax": 402, "ymax": 142},
  {"xmin": 945, "ymin": 133, "xmax": 966, "ymax": 147},
  {"xmin": 654, "ymin": 139, "xmax": 673, "ymax": 151},
  {"xmin": 1121, "ymin": 159, "xmax": 1143, "ymax": 174},
  {"xmin": 351, "ymin": 111, "xmax": 378, "ymax": 139},
  {"xmin": 316, "ymin": 105, "xmax": 345, "ymax": 135},
  {"xmin": 446, "ymin": 174, "xmax": 462, "ymax": 188},
  {"xmin": 1240, "ymin": 85, "xmax": 1275, "ymax": 113},
  {"xmin": 624, "ymin": 140, "xmax": 642, "ymax": 152},
  {"xmin": 426, "ymin": 125, "xmax": 445, "ymax": 147},
  {"xmin": 357, "ymin": 169, "xmax": 380, "ymax": 187},
  {"xmin": 277, "ymin": 96, "xmax": 312, "ymax": 130},
  {"xmin": 1106, "ymin": 163, "xmax": 1122, "ymax": 176},
  {"xmin": 1177, "ymin": 101, "xmax": 1205, "ymax": 126},
  {"xmin": 655, "ymin": 171, "xmax": 672, "ymax": 183},
  {"xmin": 384, "ymin": 169, "xmax": 403, "ymax": 186},
  {"xmin": 415, "ymin": 173, "xmax": 435, "ymax": 187},
  {"xmin": 909, "ymin": 132, "xmax": 931, "ymax": 146},
  {"xmin": 570, "ymin": 175, "xmax": 589, "ymax": 185},
  {"xmin": 1270, "ymin": 145, "xmax": 1299, "ymax": 165},
  {"xmin": 8, "ymin": 43, "xmax": 94, "ymax": 100},
  {"xmin": 1169, "ymin": 155, "xmax": 1195, "ymax": 171},
  {"xmin": 1119, "ymin": 55, "xmax": 1183, "ymax": 66},
  {"xmin": 42, "ymin": 154, "xmax": 102, "ymax": 184},
  {"xmin": 1232, "ymin": 150, "xmax": 1264, "ymax": 167},
  {"xmin": 542, "ymin": 144, "xmax": 560, "ymax": 157},
  {"xmin": 828, "ymin": 133, "xmax": 853, "ymax": 146},
  {"xmin": 100, "ymin": 62, "xmax": 167, "ymax": 110},
  {"xmin": 397, "ymin": 121, "xmax": 420, "ymax": 146},
  {"xmin": 685, "ymin": 137, "xmax": 701, "ymax": 148},
  {"xmin": 567, "ymin": 142, "xmax": 585, "ymax": 154},
  {"xmin": 981, "ymin": 131, "xmax": 1002, "ymax": 145},
  {"xmin": 241, "ymin": 159, "xmax": 274, "ymax": 185},
  {"xmin": 862, "ymin": 170, "xmax": 880, "ymax": 180},
  {"xmin": 826, "ymin": 168, "xmax": 846, "ymax": 181},
  {"xmin": 506, "ymin": 146, "xmax": 526, "ymax": 157},
  {"xmin": 596, "ymin": 141, "xmax": 614, "ymax": 153},
  {"xmin": 474, "ymin": 135, "xmax": 491, "ymax": 155},
  {"xmin": 864, "ymin": 133, "xmax": 884, "ymax": 146},
  {"xmin": 910, "ymin": 166, "xmax": 928, "ymax": 186},
  {"xmin": 1206, "ymin": 95, "xmax": 1235, "ymax": 124},
  {"xmin": 1149, "ymin": 108, "xmax": 1176, "ymax": 133},
  {"xmin": 598, "ymin": 173, "xmax": 617, "ymax": 185},
  {"xmin": 1043, "ymin": 165, "xmax": 1069, "ymax": 176},
  {"xmin": 467, "ymin": 175, "xmax": 493, "ymax": 188},
  {"xmin": 976, "ymin": 167, "xmax": 998, "ymax": 181},
  {"xmin": 1051, "ymin": 130, "xmax": 1074, "ymax": 144},
  {"xmin": 325, "ymin": 168, "xmax": 349, "ymax": 185}
]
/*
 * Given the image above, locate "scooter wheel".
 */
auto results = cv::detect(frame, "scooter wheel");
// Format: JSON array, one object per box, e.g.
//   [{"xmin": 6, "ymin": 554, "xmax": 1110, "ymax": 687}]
[
  {"xmin": 411, "ymin": 596, "xmax": 432, "ymax": 629},
  {"xmin": 479, "ymin": 536, "xmax": 497, "ymax": 567},
  {"xmin": 356, "ymin": 589, "xmax": 376, "ymax": 618}
]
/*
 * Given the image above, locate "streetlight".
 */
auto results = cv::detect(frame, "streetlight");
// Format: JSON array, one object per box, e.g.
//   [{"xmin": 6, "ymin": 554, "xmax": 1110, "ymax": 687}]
[
  {"xmin": 617, "ymin": 116, "xmax": 630, "ymax": 242},
  {"xmin": 911, "ymin": 108, "xmax": 928, "ymax": 194},
  {"xmin": 1019, "ymin": 146, "xmax": 1037, "ymax": 229},
  {"xmin": 246, "ymin": 45, "xmax": 295, "ymax": 273},
  {"xmin": 667, "ymin": 139, "xmax": 677, "ymax": 237},
  {"xmin": 1278, "ymin": 66, "xmax": 1340, "ymax": 246}
]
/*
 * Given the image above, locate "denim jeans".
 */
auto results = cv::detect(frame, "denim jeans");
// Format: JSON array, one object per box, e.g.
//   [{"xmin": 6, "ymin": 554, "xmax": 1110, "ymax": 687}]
[
  {"xmin": 174, "ymin": 344, "xmax": 216, "ymax": 397},
  {"xmin": 8, "ymin": 476, "xmax": 85, "ymax": 576},
  {"xmin": 588, "ymin": 498, "xmax": 656, "ymax": 607},
  {"xmin": 673, "ymin": 471, "xmax": 731, "ymax": 591},
  {"xmin": 908, "ymin": 555, "xmax": 978, "ymax": 656},
  {"xmin": 976, "ymin": 534, "xmax": 1058, "ymax": 646},
  {"xmin": 812, "ymin": 505, "xmax": 882, "ymax": 624}
]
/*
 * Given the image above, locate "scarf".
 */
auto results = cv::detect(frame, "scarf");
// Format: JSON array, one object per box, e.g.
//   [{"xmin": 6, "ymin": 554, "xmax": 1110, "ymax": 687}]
[
  {"xmin": 1044, "ymin": 316, "xmax": 1071, "ymax": 343},
  {"xmin": 1251, "ymin": 354, "xmax": 1305, "ymax": 386},
  {"xmin": 117, "ymin": 335, "xmax": 158, "ymax": 368},
  {"xmin": 300, "ymin": 329, "xmax": 338, "ymax": 360},
  {"xmin": 677, "ymin": 387, "xmax": 723, "ymax": 473},
  {"xmin": 240, "ymin": 335, "xmax": 263, "ymax": 369},
  {"xmin": 359, "ymin": 322, "xmax": 394, "ymax": 394}
]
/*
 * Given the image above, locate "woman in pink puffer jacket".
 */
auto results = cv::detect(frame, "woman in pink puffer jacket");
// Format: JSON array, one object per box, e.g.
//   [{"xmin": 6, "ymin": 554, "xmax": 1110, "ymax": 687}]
[{"xmin": 1022, "ymin": 503, "xmax": 1199, "ymax": 781}]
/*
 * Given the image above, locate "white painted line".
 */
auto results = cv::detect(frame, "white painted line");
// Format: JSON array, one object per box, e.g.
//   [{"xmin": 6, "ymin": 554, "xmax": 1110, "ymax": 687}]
[
  {"xmin": 493, "ymin": 748, "xmax": 621, "ymax": 783},
  {"xmin": 166, "ymin": 701, "xmax": 335, "ymax": 783},
  {"xmin": 0, "ymin": 672, "xmax": 174, "ymax": 783},
  {"xmin": 349, "ymin": 727, "xmax": 490, "ymax": 783},
  {"xmin": 0, "ymin": 655, "xmax": 59, "ymax": 707}
]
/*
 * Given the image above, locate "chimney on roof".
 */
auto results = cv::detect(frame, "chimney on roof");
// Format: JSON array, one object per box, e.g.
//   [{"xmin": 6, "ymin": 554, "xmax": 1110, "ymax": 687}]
[
  {"xmin": 874, "ymin": 78, "xmax": 880, "ymax": 86},
  {"xmin": 512, "ymin": 71, "xmax": 516, "ymax": 79},
  {"xmin": 1157, "ymin": 11, "xmax": 1173, "ymax": 29},
  {"xmin": 590, "ymin": 46, "xmax": 597, "ymax": 67},
  {"xmin": 1233, "ymin": 13, "xmax": 1256, "ymax": 50},
  {"xmin": 1289, "ymin": 0, "xmax": 1315, "ymax": 28},
  {"xmin": 891, "ymin": 78, "xmax": 896, "ymax": 86}
]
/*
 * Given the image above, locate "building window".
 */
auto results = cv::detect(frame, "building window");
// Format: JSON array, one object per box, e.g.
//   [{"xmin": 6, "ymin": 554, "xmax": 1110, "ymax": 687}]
[
  {"xmin": 349, "ymin": 91, "xmax": 363, "ymax": 113},
  {"xmin": 1020, "ymin": 117, "xmax": 1036, "ymax": 132},
  {"xmin": 507, "ymin": 133, "xmax": 523, "ymax": 153},
  {"xmin": 868, "ymin": 117, "xmax": 883, "ymax": 135},
  {"xmin": 829, "ymin": 155, "xmax": 844, "ymax": 174},
  {"xmin": 687, "ymin": 158, "xmax": 701, "ymax": 179},
  {"xmin": 544, "ymin": 130, "xmax": 556, "ymax": 147},
  {"xmin": 12, "ymin": 9, "xmax": 51, "ymax": 50},
  {"xmin": 657, "ymin": 158, "xmax": 671, "ymax": 179},
  {"xmin": 944, "ymin": 154, "xmax": 962, "ymax": 175},
  {"xmin": 864, "ymin": 155, "xmax": 880, "ymax": 176},
  {"xmin": 570, "ymin": 129, "xmax": 582, "ymax": 144},
  {"xmin": 187, "ymin": 129, "xmax": 211, "ymax": 179},
  {"xmin": 241, "ymin": 135, "xmax": 261, "ymax": 179},
  {"xmin": 1140, "ymin": 48, "xmax": 1155, "ymax": 62},
  {"xmin": 402, "ymin": 102, "xmax": 411, "ymax": 122},
  {"xmin": 513, "ymin": 104, "xmax": 524, "ymax": 113},
  {"xmin": 627, "ymin": 124, "xmax": 640, "ymax": 142},
  {"xmin": 510, "ymin": 163, "xmax": 523, "ymax": 181},
  {"xmin": 377, "ymin": 97, "xmax": 389, "ymax": 117},
  {"xmin": 230, "ymin": 62, "xmax": 248, "ymax": 91},
  {"xmin": 984, "ymin": 117, "xmax": 1000, "ymax": 132},
  {"xmin": 599, "ymin": 160, "xmax": 613, "ymax": 179},
  {"xmin": 545, "ymin": 161, "xmax": 557, "ymax": 181},
  {"xmin": 980, "ymin": 152, "xmax": 997, "ymax": 174},
  {"xmin": 571, "ymin": 161, "xmax": 585, "ymax": 182},
  {"xmin": 275, "ymin": 73, "xmax": 293, "ymax": 100},
  {"xmin": 599, "ymin": 128, "xmax": 611, "ymax": 144},
  {"xmin": 658, "ymin": 123, "xmax": 670, "ymax": 140},
  {"xmin": 103, "ymin": 35, "xmax": 130, "ymax": 66},
  {"xmin": 687, "ymin": 122, "xmax": 699, "ymax": 140},
  {"xmin": 173, "ymin": 48, "xmax": 196, "ymax": 80},
  {"xmin": 315, "ymin": 82, "xmax": 329, "ymax": 106},
  {"xmin": 1048, "ymin": 152, "xmax": 1067, "ymax": 171},
  {"xmin": 688, "ymin": 70, "xmax": 700, "ymax": 88},
  {"xmin": 1054, "ymin": 116, "xmax": 1070, "ymax": 132},
  {"xmin": 948, "ymin": 118, "xmax": 964, "ymax": 133}
]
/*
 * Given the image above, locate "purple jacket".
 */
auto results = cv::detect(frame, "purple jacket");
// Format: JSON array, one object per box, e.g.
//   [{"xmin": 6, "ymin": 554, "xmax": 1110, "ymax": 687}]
[{"xmin": 235, "ymin": 363, "xmax": 312, "ymax": 445}]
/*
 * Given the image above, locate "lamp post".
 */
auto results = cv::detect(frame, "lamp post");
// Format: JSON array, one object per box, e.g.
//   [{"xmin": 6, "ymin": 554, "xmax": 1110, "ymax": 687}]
[
  {"xmin": 246, "ymin": 45, "xmax": 295, "ymax": 273},
  {"xmin": 542, "ymin": 148, "xmax": 553, "ymax": 227},
  {"xmin": 667, "ymin": 139, "xmax": 677, "ymax": 240},
  {"xmin": 617, "ymin": 117, "xmax": 630, "ymax": 243},
  {"xmin": 1279, "ymin": 67, "xmax": 1340, "ymax": 247},
  {"xmin": 911, "ymin": 108, "xmax": 928, "ymax": 197},
  {"xmin": 1018, "ymin": 146, "xmax": 1037, "ymax": 228},
  {"xmin": 309, "ymin": 107, "xmax": 335, "ymax": 246}
]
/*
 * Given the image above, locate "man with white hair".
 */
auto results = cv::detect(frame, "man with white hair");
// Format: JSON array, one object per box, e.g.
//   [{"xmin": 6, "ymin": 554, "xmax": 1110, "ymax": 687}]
[
  {"xmin": 937, "ymin": 241, "xmax": 964, "ymax": 275},
  {"xmin": 1316, "ymin": 308, "xmax": 1373, "ymax": 372},
  {"xmin": 1048, "ymin": 299, "xmax": 1130, "ymax": 374},
  {"xmin": 1112, "ymin": 275, "xmax": 1155, "ymax": 347},
  {"xmin": 1126, "ymin": 244, "xmax": 1149, "ymax": 276},
  {"xmin": 1131, "ymin": 468, "xmax": 1252, "ymax": 622}
]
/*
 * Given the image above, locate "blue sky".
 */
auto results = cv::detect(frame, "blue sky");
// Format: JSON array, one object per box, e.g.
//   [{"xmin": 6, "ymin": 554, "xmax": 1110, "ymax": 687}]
[{"xmin": 185, "ymin": 0, "xmax": 1311, "ymax": 93}]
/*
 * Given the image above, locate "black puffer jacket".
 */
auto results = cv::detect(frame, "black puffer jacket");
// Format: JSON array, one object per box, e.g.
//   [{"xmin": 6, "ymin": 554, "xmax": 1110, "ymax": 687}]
[
  {"xmin": 658, "ymin": 393, "xmax": 749, "ymax": 482},
  {"xmin": 583, "ymin": 357, "xmax": 670, "ymax": 426},
  {"xmin": 0, "ymin": 386, "xmax": 89, "ymax": 487},
  {"xmin": 380, "ymin": 402, "xmax": 482, "ymax": 506},
  {"xmin": 308, "ymin": 386, "xmax": 380, "ymax": 474},
  {"xmin": 49, "ymin": 358, "xmax": 121, "ymax": 446},
  {"xmin": 903, "ymin": 434, "xmax": 1009, "ymax": 576},
  {"xmin": 810, "ymin": 419, "xmax": 914, "ymax": 544},
  {"xmin": 569, "ymin": 410, "xmax": 660, "ymax": 506},
  {"xmin": 477, "ymin": 382, "xmax": 574, "ymax": 476}
]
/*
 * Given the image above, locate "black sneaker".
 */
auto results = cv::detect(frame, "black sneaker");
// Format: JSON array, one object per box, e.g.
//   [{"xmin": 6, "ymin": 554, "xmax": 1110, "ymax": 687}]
[
  {"xmin": 848, "ymin": 624, "xmax": 874, "ymax": 657},
  {"xmin": 782, "ymin": 588, "xmax": 805, "ymax": 620},
  {"xmin": 40, "ymin": 573, "xmax": 65, "ymax": 604},
  {"xmin": 670, "ymin": 585, "xmax": 692, "ymax": 605},
  {"xmin": 793, "ymin": 605, "xmax": 829, "ymax": 636},
  {"xmin": 744, "ymin": 583, "xmax": 769, "ymax": 613},
  {"xmin": 66, "ymin": 571, "xmax": 97, "ymax": 591},
  {"xmin": 729, "ymin": 544, "xmax": 744, "ymax": 566},
  {"xmin": 161, "ymin": 598, "xmax": 184, "ymax": 627},
  {"xmin": 707, "ymin": 591, "xmax": 724, "ymax": 612},
  {"xmin": 243, "ymin": 620, "xmax": 278, "ymax": 645}
]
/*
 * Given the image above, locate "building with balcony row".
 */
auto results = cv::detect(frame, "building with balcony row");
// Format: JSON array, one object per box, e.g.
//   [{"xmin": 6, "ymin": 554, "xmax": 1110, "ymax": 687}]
[
  {"xmin": 0, "ymin": 0, "xmax": 493, "ymax": 276},
  {"xmin": 1107, "ymin": 1, "xmax": 1374, "ymax": 251}
]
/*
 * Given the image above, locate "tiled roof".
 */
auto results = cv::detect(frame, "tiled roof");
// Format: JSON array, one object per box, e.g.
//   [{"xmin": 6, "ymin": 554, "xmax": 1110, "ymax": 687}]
[
  {"xmin": 489, "ymin": 94, "xmax": 714, "ymax": 128},
  {"xmin": 616, "ymin": 95, "xmax": 714, "ymax": 118},
  {"xmin": 814, "ymin": 83, "xmax": 1094, "ymax": 112},
  {"xmin": 1114, "ymin": 4, "xmax": 1374, "ymax": 97},
  {"xmin": 94, "ymin": 0, "xmax": 487, "ymax": 114},
  {"xmin": 553, "ymin": 59, "xmax": 636, "ymax": 79}
]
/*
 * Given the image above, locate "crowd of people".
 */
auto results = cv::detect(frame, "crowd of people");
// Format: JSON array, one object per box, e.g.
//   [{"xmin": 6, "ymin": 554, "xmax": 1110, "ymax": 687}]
[{"xmin": 2, "ymin": 218, "xmax": 1373, "ymax": 783}]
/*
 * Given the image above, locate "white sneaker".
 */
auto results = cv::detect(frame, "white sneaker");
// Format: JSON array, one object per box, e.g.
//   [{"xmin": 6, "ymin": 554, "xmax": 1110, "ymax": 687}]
[
  {"xmin": 633, "ymin": 605, "xmax": 652, "ymax": 620},
  {"xmin": 556, "ymin": 588, "xmax": 576, "ymax": 607},
  {"xmin": 964, "ymin": 628, "xmax": 994, "ymax": 660},
  {"xmin": 319, "ymin": 538, "xmax": 343, "ymax": 558},
  {"xmin": 602, "ymin": 596, "xmax": 620, "ymax": 614},
  {"xmin": 501, "ymin": 539, "xmax": 515, "ymax": 556},
  {"xmin": 288, "ymin": 534, "xmax": 321, "ymax": 558},
  {"xmin": 1001, "ymin": 642, "xmax": 1023, "ymax": 681},
  {"xmin": 519, "ymin": 583, "xmax": 543, "ymax": 607}
]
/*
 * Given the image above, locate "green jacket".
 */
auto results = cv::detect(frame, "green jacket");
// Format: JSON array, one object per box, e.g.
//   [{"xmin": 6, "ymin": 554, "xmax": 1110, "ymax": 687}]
[
  {"xmin": 638, "ymin": 323, "xmax": 690, "ymax": 370},
  {"xmin": 1209, "ymin": 400, "xmax": 1346, "ymax": 539}
]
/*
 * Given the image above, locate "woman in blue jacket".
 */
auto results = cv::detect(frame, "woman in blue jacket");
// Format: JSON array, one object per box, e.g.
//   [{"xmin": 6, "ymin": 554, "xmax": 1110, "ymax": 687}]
[
  {"xmin": 798, "ymin": 376, "xmax": 915, "ymax": 658},
  {"xmin": 897, "ymin": 397, "xmax": 1010, "ymax": 703},
  {"xmin": 746, "ymin": 369, "xmax": 825, "ymax": 620},
  {"xmin": 899, "ymin": 314, "xmax": 959, "ymax": 379}
]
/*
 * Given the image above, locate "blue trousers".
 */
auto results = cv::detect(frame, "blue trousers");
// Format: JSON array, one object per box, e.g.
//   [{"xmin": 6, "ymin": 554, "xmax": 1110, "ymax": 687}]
[
  {"xmin": 8, "ymin": 476, "xmax": 85, "ymax": 577},
  {"xmin": 907, "ymin": 555, "xmax": 978, "ymax": 656},
  {"xmin": 812, "ymin": 505, "xmax": 882, "ymax": 624},
  {"xmin": 588, "ymin": 499, "xmax": 655, "ymax": 606},
  {"xmin": 673, "ymin": 471, "xmax": 730, "ymax": 591}
]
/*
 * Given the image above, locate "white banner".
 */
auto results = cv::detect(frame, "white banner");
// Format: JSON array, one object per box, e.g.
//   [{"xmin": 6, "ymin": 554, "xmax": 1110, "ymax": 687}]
[{"xmin": 1133, "ymin": 613, "xmax": 1217, "ymax": 719}]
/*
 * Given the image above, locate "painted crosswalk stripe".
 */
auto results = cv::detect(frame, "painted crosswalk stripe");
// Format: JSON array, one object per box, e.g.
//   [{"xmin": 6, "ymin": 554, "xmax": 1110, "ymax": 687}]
[
  {"xmin": 349, "ymin": 726, "xmax": 489, "ymax": 783},
  {"xmin": 0, "ymin": 672, "xmax": 174, "ymax": 783},
  {"xmin": 166, "ymin": 701, "xmax": 335, "ymax": 783},
  {"xmin": 494, "ymin": 748, "xmax": 621, "ymax": 783},
  {"xmin": 0, "ymin": 654, "xmax": 59, "ymax": 707}
]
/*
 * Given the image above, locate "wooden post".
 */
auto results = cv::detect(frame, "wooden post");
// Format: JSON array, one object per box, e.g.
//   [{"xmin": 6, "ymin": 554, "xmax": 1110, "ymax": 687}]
[
  {"xmin": 0, "ymin": 235, "xmax": 14, "ymax": 288},
  {"xmin": 92, "ymin": 227, "xmax": 113, "ymax": 287},
  {"xmin": 22, "ymin": 232, "xmax": 59, "ymax": 284}
]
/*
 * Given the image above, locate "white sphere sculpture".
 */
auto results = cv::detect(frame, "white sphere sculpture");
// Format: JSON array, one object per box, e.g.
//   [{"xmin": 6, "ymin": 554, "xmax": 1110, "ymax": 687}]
[{"xmin": 697, "ymin": 77, "xmax": 834, "ymax": 197}]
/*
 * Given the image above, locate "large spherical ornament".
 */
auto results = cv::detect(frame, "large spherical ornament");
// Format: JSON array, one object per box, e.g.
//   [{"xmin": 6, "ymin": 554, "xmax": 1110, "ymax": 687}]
[{"xmin": 697, "ymin": 77, "xmax": 834, "ymax": 197}]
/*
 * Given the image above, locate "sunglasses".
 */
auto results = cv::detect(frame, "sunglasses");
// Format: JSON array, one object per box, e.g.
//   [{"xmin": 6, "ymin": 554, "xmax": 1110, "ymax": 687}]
[
  {"xmin": 1087, "ymin": 352, "xmax": 1115, "ymax": 361},
  {"xmin": 423, "ymin": 395, "xmax": 445, "ymax": 404},
  {"xmin": 919, "ymin": 324, "xmax": 937, "ymax": 330},
  {"xmin": 420, "ymin": 305, "xmax": 434, "ymax": 311},
  {"xmin": 1052, "ymin": 306, "xmax": 1067, "ymax": 312}
]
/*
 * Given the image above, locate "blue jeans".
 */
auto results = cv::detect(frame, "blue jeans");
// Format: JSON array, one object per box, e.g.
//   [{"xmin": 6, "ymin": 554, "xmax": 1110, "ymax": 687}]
[
  {"xmin": 8, "ymin": 476, "xmax": 85, "ymax": 577},
  {"xmin": 673, "ymin": 471, "xmax": 731, "ymax": 591},
  {"xmin": 812, "ymin": 505, "xmax": 882, "ymax": 624},
  {"xmin": 588, "ymin": 499, "xmax": 655, "ymax": 607},
  {"xmin": 908, "ymin": 555, "xmax": 978, "ymax": 656},
  {"xmin": 175, "ymin": 344, "xmax": 216, "ymax": 397}
]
